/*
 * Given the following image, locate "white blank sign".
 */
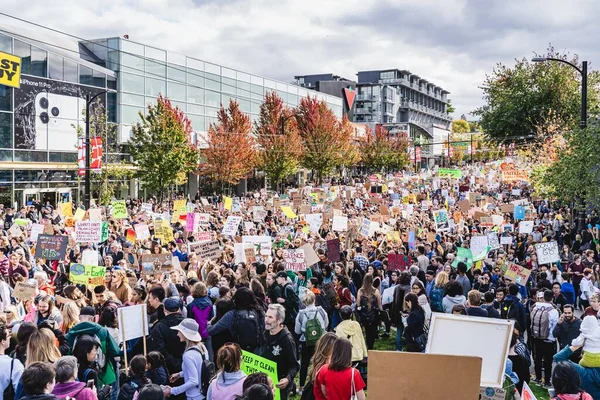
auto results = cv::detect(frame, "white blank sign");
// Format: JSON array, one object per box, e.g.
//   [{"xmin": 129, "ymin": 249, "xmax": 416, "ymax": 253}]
[{"xmin": 118, "ymin": 304, "xmax": 149, "ymax": 342}]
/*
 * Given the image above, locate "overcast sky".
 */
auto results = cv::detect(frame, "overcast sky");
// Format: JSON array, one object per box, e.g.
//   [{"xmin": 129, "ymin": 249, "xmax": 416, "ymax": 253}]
[{"xmin": 2, "ymin": 0, "xmax": 599, "ymax": 119}]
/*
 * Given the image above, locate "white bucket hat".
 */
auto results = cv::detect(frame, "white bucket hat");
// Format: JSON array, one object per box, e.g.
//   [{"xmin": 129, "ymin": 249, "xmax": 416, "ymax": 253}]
[{"xmin": 170, "ymin": 318, "xmax": 202, "ymax": 342}]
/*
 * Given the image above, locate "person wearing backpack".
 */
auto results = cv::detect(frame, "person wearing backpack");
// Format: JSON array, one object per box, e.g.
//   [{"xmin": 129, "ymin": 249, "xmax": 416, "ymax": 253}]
[
  {"xmin": 0, "ymin": 321, "xmax": 24, "ymax": 400},
  {"xmin": 206, "ymin": 343, "xmax": 246, "ymax": 400},
  {"xmin": 275, "ymin": 272, "xmax": 300, "ymax": 334},
  {"xmin": 207, "ymin": 288, "xmax": 264, "ymax": 354},
  {"xmin": 294, "ymin": 291, "xmax": 328, "ymax": 390},
  {"xmin": 163, "ymin": 319, "xmax": 213, "ymax": 400},
  {"xmin": 355, "ymin": 273, "xmax": 382, "ymax": 350},
  {"xmin": 187, "ymin": 283, "xmax": 215, "ymax": 361},
  {"xmin": 531, "ymin": 289, "xmax": 559, "ymax": 387},
  {"xmin": 501, "ymin": 284, "xmax": 527, "ymax": 332}
]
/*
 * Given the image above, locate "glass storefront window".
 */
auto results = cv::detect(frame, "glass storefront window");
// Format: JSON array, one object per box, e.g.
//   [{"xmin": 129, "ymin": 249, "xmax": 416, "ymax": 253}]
[
  {"xmin": 0, "ymin": 150, "xmax": 12, "ymax": 162},
  {"xmin": 48, "ymin": 53, "xmax": 63, "ymax": 80},
  {"xmin": 0, "ymin": 86, "xmax": 12, "ymax": 111},
  {"xmin": 121, "ymin": 92, "xmax": 145, "ymax": 106},
  {"xmin": 121, "ymin": 73, "xmax": 145, "ymax": 94},
  {"xmin": 30, "ymin": 46, "xmax": 47, "ymax": 78},
  {"xmin": 0, "ymin": 112, "xmax": 12, "ymax": 148},
  {"xmin": 205, "ymin": 90, "xmax": 220, "ymax": 107},
  {"xmin": 145, "ymin": 77, "xmax": 165, "ymax": 97},
  {"xmin": 187, "ymin": 86, "xmax": 204, "ymax": 105},
  {"xmin": 0, "ymin": 170, "xmax": 12, "ymax": 182},
  {"xmin": 79, "ymin": 65, "xmax": 93, "ymax": 85},
  {"xmin": 49, "ymin": 152, "xmax": 77, "ymax": 163},
  {"xmin": 14, "ymin": 40, "xmax": 31, "ymax": 75},
  {"xmin": 64, "ymin": 59, "xmax": 78, "ymax": 83},
  {"xmin": 187, "ymin": 68, "xmax": 204, "ymax": 87},
  {"xmin": 121, "ymin": 105, "xmax": 144, "ymax": 125},
  {"xmin": 205, "ymin": 73, "xmax": 220, "ymax": 91},
  {"xmin": 0, "ymin": 33, "xmax": 11, "ymax": 53},
  {"xmin": 167, "ymin": 82, "xmax": 186, "ymax": 101},
  {"xmin": 107, "ymin": 92, "xmax": 117, "ymax": 123},
  {"xmin": 14, "ymin": 151, "xmax": 48, "ymax": 162},
  {"xmin": 92, "ymin": 70, "xmax": 106, "ymax": 88}
]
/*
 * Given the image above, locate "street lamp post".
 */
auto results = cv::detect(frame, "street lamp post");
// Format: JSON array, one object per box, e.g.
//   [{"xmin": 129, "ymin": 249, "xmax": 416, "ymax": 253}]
[
  {"xmin": 532, "ymin": 56, "xmax": 588, "ymax": 231},
  {"xmin": 84, "ymin": 91, "xmax": 108, "ymax": 210}
]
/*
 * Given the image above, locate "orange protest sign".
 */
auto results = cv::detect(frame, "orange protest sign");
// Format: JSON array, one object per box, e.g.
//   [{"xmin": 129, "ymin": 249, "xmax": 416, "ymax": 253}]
[{"xmin": 501, "ymin": 169, "xmax": 530, "ymax": 183}]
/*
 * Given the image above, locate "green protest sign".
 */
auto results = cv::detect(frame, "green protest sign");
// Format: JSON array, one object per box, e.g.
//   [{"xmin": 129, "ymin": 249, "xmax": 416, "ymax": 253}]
[
  {"xmin": 241, "ymin": 351, "xmax": 280, "ymax": 400},
  {"xmin": 101, "ymin": 221, "xmax": 109, "ymax": 242},
  {"xmin": 473, "ymin": 246, "xmax": 491, "ymax": 262},
  {"xmin": 452, "ymin": 247, "xmax": 473, "ymax": 270},
  {"xmin": 438, "ymin": 168, "xmax": 463, "ymax": 178},
  {"xmin": 111, "ymin": 200, "xmax": 127, "ymax": 219},
  {"xmin": 69, "ymin": 264, "xmax": 106, "ymax": 287}
]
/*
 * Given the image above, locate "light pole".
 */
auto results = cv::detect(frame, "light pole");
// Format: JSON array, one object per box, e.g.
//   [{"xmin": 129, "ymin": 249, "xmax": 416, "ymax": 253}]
[
  {"xmin": 532, "ymin": 56, "xmax": 588, "ymax": 231},
  {"xmin": 84, "ymin": 91, "xmax": 108, "ymax": 210}
]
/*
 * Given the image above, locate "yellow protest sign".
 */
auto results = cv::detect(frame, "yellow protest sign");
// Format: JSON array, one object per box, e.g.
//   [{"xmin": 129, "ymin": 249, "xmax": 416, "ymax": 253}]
[
  {"xmin": 280, "ymin": 206, "xmax": 297, "ymax": 219},
  {"xmin": 69, "ymin": 264, "xmax": 106, "ymax": 287},
  {"xmin": 223, "ymin": 196, "xmax": 233, "ymax": 211},
  {"xmin": 74, "ymin": 208, "xmax": 86, "ymax": 221},
  {"xmin": 0, "ymin": 51, "xmax": 22, "ymax": 88},
  {"xmin": 61, "ymin": 202, "xmax": 73, "ymax": 217},
  {"xmin": 173, "ymin": 199, "xmax": 186, "ymax": 211}
]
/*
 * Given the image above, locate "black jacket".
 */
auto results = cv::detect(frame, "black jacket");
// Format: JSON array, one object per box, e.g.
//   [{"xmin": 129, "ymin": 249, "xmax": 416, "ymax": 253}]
[
  {"xmin": 118, "ymin": 377, "xmax": 148, "ymax": 400},
  {"xmin": 552, "ymin": 317, "xmax": 582, "ymax": 348},
  {"xmin": 404, "ymin": 309, "xmax": 425, "ymax": 345},
  {"xmin": 21, "ymin": 395, "xmax": 58, "ymax": 400},
  {"xmin": 481, "ymin": 304, "xmax": 501, "ymax": 318},
  {"xmin": 149, "ymin": 312, "xmax": 186, "ymax": 373},
  {"xmin": 466, "ymin": 307, "xmax": 489, "ymax": 318},
  {"xmin": 391, "ymin": 284, "xmax": 410, "ymax": 326},
  {"xmin": 261, "ymin": 327, "xmax": 299, "ymax": 383}
]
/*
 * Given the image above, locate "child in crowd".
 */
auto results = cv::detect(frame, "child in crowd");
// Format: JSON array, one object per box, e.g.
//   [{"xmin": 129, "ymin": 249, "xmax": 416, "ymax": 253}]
[{"xmin": 572, "ymin": 315, "xmax": 600, "ymax": 368}]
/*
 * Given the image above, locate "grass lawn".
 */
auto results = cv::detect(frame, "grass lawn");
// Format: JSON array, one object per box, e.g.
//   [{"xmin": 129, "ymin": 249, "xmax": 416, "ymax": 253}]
[{"xmin": 290, "ymin": 332, "xmax": 552, "ymax": 399}]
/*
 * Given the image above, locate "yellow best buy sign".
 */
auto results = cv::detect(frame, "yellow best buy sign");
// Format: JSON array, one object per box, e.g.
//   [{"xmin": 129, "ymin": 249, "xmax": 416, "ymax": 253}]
[{"xmin": 0, "ymin": 51, "xmax": 21, "ymax": 88}]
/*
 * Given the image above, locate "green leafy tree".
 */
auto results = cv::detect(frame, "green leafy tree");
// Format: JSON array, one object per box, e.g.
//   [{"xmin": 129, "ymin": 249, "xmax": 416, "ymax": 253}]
[
  {"xmin": 129, "ymin": 95, "xmax": 198, "ymax": 201},
  {"xmin": 446, "ymin": 99, "xmax": 455, "ymax": 114},
  {"xmin": 254, "ymin": 92, "xmax": 302, "ymax": 191},
  {"xmin": 451, "ymin": 119, "xmax": 470, "ymax": 133},
  {"xmin": 473, "ymin": 46, "xmax": 600, "ymax": 142}
]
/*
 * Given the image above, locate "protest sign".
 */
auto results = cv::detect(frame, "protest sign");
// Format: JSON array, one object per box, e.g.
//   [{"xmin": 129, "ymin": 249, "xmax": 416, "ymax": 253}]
[
  {"xmin": 75, "ymin": 221, "xmax": 102, "ymax": 243},
  {"xmin": 74, "ymin": 208, "xmax": 86, "ymax": 221},
  {"xmin": 388, "ymin": 253, "xmax": 409, "ymax": 271},
  {"xmin": 118, "ymin": 304, "xmax": 149, "ymax": 341},
  {"xmin": 332, "ymin": 216, "xmax": 348, "ymax": 232},
  {"xmin": 134, "ymin": 223, "xmax": 151, "ymax": 241},
  {"xmin": 487, "ymin": 233, "xmax": 500, "ymax": 250},
  {"xmin": 452, "ymin": 247, "xmax": 473, "ymax": 270},
  {"xmin": 69, "ymin": 264, "xmax": 106, "ymax": 287},
  {"xmin": 244, "ymin": 247, "xmax": 256, "ymax": 264},
  {"xmin": 327, "ymin": 238, "xmax": 340, "ymax": 262},
  {"xmin": 304, "ymin": 214, "xmax": 323, "ymax": 233},
  {"xmin": 241, "ymin": 351, "xmax": 280, "ymax": 400},
  {"xmin": 8, "ymin": 224, "xmax": 22, "ymax": 237},
  {"xmin": 101, "ymin": 221, "xmax": 109, "ymax": 242},
  {"xmin": 189, "ymin": 240, "xmax": 222, "ymax": 261},
  {"xmin": 35, "ymin": 235, "xmax": 68, "ymax": 260},
  {"xmin": 242, "ymin": 236, "xmax": 273, "ymax": 256},
  {"xmin": 280, "ymin": 206, "xmax": 297, "ymax": 219},
  {"xmin": 185, "ymin": 213, "xmax": 195, "ymax": 232},
  {"xmin": 518, "ymin": 220, "xmax": 534, "ymax": 234},
  {"xmin": 283, "ymin": 249, "xmax": 306, "ymax": 271},
  {"xmin": 223, "ymin": 196, "xmax": 233, "ymax": 211},
  {"xmin": 470, "ymin": 235, "xmax": 489, "ymax": 257},
  {"xmin": 501, "ymin": 169, "xmax": 530, "ymax": 183},
  {"xmin": 222, "ymin": 216, "xmax": 242, "ymax": 236},
  {"xmin": 111, "ymin": 200, "xmax": 127, "ymax": 219},
  {"xmin": 60, "ymin": 202, "xmax": 73, "ymax": 217},
  {"xmin": 504, "ymin": 263, "xmax": 532, "ymax": 284},
  {"xmin": 521, "ymin": 382, "xmax": 537, "ymax": 400},
  {"xmin": 82, "ymin": 249, "xmax": 99, "ymax": 266},
  {"xmin": 480, "ymin": 387, "xmax": 506, "ymax": 400},
  {"xmin": 30, "ymin": 223, "xmax": 44, "ymax": 243},
  {"xmin": 126, "ymin": 229, "xmax": 136, "ymax": 243},
  {"xmin": 197, "ymin": 213, "xmax": 210, "ymax": 225},
  {"xmin": 299, "ymin": 243, "xmax": 320, "ymax": 267},
  {"xmin": 499, "ymin": 204, "xmax": 514, "ymax": 213},
  {"xmin": 514, "ymin": 206, "xmax": 525, "ymax": 220},
  {"xmin": 140, "ymin": 254, "xmax": 173, "ymax": 273},
  {"xmin": 438, "ymin": 168, "xmax": 462, "ymax": 178},
  {"xmin": 88, "ymin": 208, "xmax": 102, "ymax": 222},
  {"xmin": 13, "ymin": 281, "xmax": 37, "ymax": 300},
  {"xmin": 196, "ymin": 231, "xmax": 212, "ymax": 243},
  {"xmin": 433, "ymin": 209, "xmax": 450, "ymax": 232},
  {"xmin": 500, "ymin": 235, "xmax": 513, "ymax": 245},
  {"xmin": 141, "ymin": 203, "xmax": 153, "ymax": 214},
  {"xmin": 535, "ymin": 241, "xmax": 560, "ymax": 265},
  {"xmin": 382, "ymin": 287, "xmax": 395, "ymax": 305}
]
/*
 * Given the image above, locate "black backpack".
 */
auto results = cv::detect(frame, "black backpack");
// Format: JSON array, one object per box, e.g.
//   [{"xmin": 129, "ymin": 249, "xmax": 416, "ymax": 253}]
[
  {"xmin": 356, "ymin": 293, "xmax": 377, "ymax": 326},
  {"xmin": 315, "ymin": 292, "xmax": 332, "ymax": 316},
  {"xmin": 186, "ymin": 346, "xmax": 215, "ymax": 395},
  {"xmin": 4, "ymin": 358, "xmax": 15, "ymax": 400},
  {"xmin": 233, "ymin": 309, "xmax": 262, "ymax": 352}
]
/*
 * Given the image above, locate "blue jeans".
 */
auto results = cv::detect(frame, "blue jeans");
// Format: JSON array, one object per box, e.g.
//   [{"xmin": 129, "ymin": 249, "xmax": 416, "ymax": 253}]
[
  {"xmin": 110, "ymin": 371, "xmax": 119, "ymax": 400},
  {"xmin": 396, "ymin": 326, "xmax": 403, "ymax": 351},
  {"xmin": 331, "ymin": 310, "xmax": 341, "ymax": 330}
]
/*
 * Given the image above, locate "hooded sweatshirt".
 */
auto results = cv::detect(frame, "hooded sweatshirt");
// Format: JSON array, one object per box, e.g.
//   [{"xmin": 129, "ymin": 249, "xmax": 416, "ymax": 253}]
[
  {"xmin": 187, "ymin": 297, "xmax": 215, "ymax": 339},
  {"xmin": 572, "ymin": 316, "xmax": 600, "ymax": 353},
  {"xmin": 52, "ymin": 381, "xmax": 96, "ymax": 400},
  {"xmin": 206, "ymin": 370, "xmax": 246, "ymax": 400},
  {"xmin": 335, "ymin": 320, "xmax": 368, "ymax": 362},
  {"xmin": 552, "ymin": 393, "xmax": 594, "ymax": 400},
  {"xmin": 442, "ymin": 295, "xmax": 466, "ymax": 313}
]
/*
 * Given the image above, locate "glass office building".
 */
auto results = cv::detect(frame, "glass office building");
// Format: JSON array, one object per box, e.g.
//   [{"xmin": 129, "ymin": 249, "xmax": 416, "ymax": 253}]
[{"xmin": 0, "ymin": 25, "xmax": 343, "ymax": 207}]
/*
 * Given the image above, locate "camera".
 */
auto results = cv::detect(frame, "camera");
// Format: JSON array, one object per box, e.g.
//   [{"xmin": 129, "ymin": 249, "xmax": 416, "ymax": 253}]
[{"xmin": 34, "ymin": 92, "xmax": 85, "ymax": 151}]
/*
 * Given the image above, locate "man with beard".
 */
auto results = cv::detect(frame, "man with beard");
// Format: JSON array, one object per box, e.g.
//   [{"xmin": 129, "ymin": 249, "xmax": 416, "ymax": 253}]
[{"xmin": 552, "ymin": 304, "xmax": 582, "ymax": 362}]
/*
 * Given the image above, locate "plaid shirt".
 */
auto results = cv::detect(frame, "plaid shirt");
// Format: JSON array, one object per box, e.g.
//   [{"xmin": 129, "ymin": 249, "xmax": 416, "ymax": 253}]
[{"xmin": 354, "ymin": 254, "xmax": 369, "ymax": 272}]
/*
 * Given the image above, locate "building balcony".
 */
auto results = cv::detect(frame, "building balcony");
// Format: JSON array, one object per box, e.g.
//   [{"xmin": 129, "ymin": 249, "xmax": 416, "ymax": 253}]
[
  {"xmin": 356, "ymin": 94, "xmax": 377, "ymax": 101},
  {"xmin": 383, "ymin": 96, "xmax": 394, "ymax": 104},
  {"xmin": 355, "ymin": 107, "xmax": 376, "ymax": 114},
  {"xmin": 379, "ymin": 78, "xmax": 410, "ymax": 86}
]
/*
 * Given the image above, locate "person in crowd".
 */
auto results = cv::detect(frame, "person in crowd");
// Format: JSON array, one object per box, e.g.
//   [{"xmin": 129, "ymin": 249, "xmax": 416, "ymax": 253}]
[
  {"xmin": 119, "ymin": 355, "xmax": 150, "ymax": 400},
  {"xmin": 465, "ymin": 290, "xmax": 489, "ymax": 318},
  {"xmin": 275, "ymin": 271, "xmax": 299, "ymax": 335},
  {"xmin": 553, "ymin": 344, "xmax": 600, "ymax": 399},
  {"xmin": 162, "ymin": 318, "xmax": 209, "ymax": 399},
  {"xmin": 314, "ymin": 337, "xmax": 366, "ymax": 400},
  {"xmin": 531, "ymin": 290, "xmax": 560, "ymax": 387},
  {"xmin": 144, "ymin": 297, "xmax": 186, "ymax": 375},
  {"xmin": 552, "ymin": 282, "xmax": 568, "ymax": 312},
  {"xmin": 295, "ymin": 291, "xmax": 328, "ymax": 390},
  {"xmin": 356, "ymin": 273, "xmax": 382, "ymax": 350},
  {"xmin": 261, "ymin": 304, "xmax": 298, "ymax": 400},
  {"xmin": 501, "ymin": 284, "xmax": 527, "ymax": 332},
  {"xmin": 402, "ymin": 293, "xmax": 426, "ymax": 352},
  {"xmin": 331, "ymin": 274, "xmax": 352, "ymax": 330},
  {"xmin": 334, "ymin": 306, "xmax": 367, "ymax": 364},
  {"xmin": 429, "ymin": 271, "xmax": 448, "ymax": 313},
  {"xmin": 442, "ymin": 280, "xmax": 466, "ymax": 313},
  {"xmin": 52, "ymin": 356, "xmax": 98, "ymax": 400},
  {"xmin": 206, "ymin": 343, "xmax": 246, "ymax": 400},
  {"xmin": 145, "ymin": 351, "xmax": 168, "ymax": 386},
  {"xmin": 571, "ymin": 315, "xmax": 600, "ymax": 368},
  {"xmin": 455, "ymin": 262, "xmax": 471, "ymax": 295},
  {"xmin": 109, "ymin": 269, "xmax": 131, "ymax": 305},
  {"xmin": 507, "ymin": 333, "xmax": 530, "ymax": 394},
  {"xmin": 548, "ymin": 361, "xmax": 595, "ymax": 400},
  {"xmin": 553, "ymin": 304, "xmax": 582, "ymax": 362},
  {"xmin": 481, "ymin": 291, "xmax": 501, "ymax": 318},
  {"xmin": 138, "ymin": 384, "xmax": 165, "ymax": 400},
  {"xmin": 410, "ymin": 280, "xmax": 431, "ymax": 321},
  {"xmin": 0, "ymin": 321, "xmax": 24, "ymax": 396},
  {"xmin": 187, "ymin": 282, "xmax": 214, "ymax": 361},
  {"xmin": 20, "ymin": 362, "xmax": 58, "ymax": 400},
  {"xmin": 34, "ymin": 295, "xmax": 63, "ymax": 329},
  {"xmin": 26, "ymin": 328, "xmax": 62, "ymax": 366}
]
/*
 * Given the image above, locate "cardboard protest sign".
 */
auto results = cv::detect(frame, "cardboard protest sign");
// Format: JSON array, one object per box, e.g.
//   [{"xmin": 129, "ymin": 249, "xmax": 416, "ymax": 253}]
[
  {"xmin": 140, "ymin": 254, "xmax": 173, "ymax": 273},
  {"xmin": 242, "ymin": 236, "xmax": 273, "ymax": 256},
  {"xmin": 500, "ymin": 204, "xmax": 514, "ymax": 213},
  {"xmin": 332, "ymin": 216, "xmax": 348, "ymax": 232},
  {"xmin": 241, "ymin": 351, "xmax": 280, "ymax": 400},
  {"xmin": 134, "ymin": 223, "xmax": 151, "ymax": 241},
  {"xmin": 433, "ymin": 209, "xmax": 450, "ymax": 232},
  {"xmin": 280, "ymin": 206, "xmax": 297, "ymax": 219},
  {"xmin": 283, "ymin": 249, "xmax": 306, "ymax": 271},
  {"xmin": 196, "ymin": 231, "xmax": 212, "ymax": 243},
  {"xmin": 535, "ymin": 241, "xmax": 560, "ymax": 265},
  {"xmin": 222, "ymin": 216, "xmax": 242, "ymax": 236},
  {"xmin": 504, "ymin": 263, "xmax": 531, "ymax": 284},
  {"xmin": 74, "ymin": 208, "xmax": 86, "ymax": 221},
  {"xmin": 244, "ymin": 247, "xmax": 256, "ymax": 264},
  {"xmin": 60, "ymin": 202, "xmax": 73, "ymax": 217},
  {"xmin": 326, "ymin": 238, "xmax": 341, "ymax": 262},
  {"xmin": 487, "ymin": 233, "xmax": 500, "ymax": 250},
  {"xmin": 118, "ymin": 304, "xmax": 149, "ymax": 342},
  {"xmin": 82, "ymin": 249, "xmax": 99, "ymax": 266},
  {"xmin": 88, "ymin": 208, "xmax": 102, "ymax": 222},
  {"xmin": 69, "ymin": 264, "xmax": 106, "ymax": 287},
  {"xmin": 35, "ymin": 235, "xmax": 68, "ymax": 260},
  {"xmin": 30, "ymin": 223, "xmax": 44, "ymax": 243},
  {"xmin": 300, "ymin": 243, "xmax": 320, "ymax": 267},
  {"xmin": 501, "ymin": 169, "xmax": 530, "ymax": 183},
  {"xmin": 518, "ymin": 220, "xmax": 534, "ymax": 234},
  {"xmin": 470, "ymin": 236, "xmax": 489, "ymax": 258},
  {"xmin": 111, "ymin": 200, "xmax": 127, "ymax": 219},
  {"xmin": 13, "ymin": 281, "xmax": 38, "ymax": 300},
  {"xmin": 154, "ymin": 219, "xmax": 174, "ymax": 242},
  {"xmin": 304, "ymin": 214, "xmax": 323, "ymax": 233},
  {"xmin": 189, "ymin": 241, "xmax": 222, "ymax": 261},
  {"xmin": 75, "ymin": 221, "xmax": 103, "ymax": 243},
  {"xmin": 500, "ymin": 235, "xmax": 513, "ymax": 245}
]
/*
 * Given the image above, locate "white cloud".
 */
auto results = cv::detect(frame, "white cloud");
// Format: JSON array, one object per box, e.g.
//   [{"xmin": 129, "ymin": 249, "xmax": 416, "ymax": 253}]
[{"xmin": 2, "ymin": 0, "xmax": 599, "ymax": 119}]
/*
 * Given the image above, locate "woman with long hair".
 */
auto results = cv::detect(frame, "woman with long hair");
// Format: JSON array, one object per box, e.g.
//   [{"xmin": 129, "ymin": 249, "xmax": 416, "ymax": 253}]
[
  {"xmin": 550, "ymin": 362, "xmax": 594, "ymax": 399},
  {"xmin": 119, "ymin": 355, "xmax": 151, "ymax": 400},
  {"xmin": 63, "ymin": 285, "xmax": 88, "ymax": 308},
  {"xmin": 72, "ymin": 334, "xmax": 102, "ymax": 388},
  {"xmin": 356, "ymin": 273, "xmax": 382, "ymax": 350},
  {"xmin": 26, "ymin": 328, "xmax": 62, "ymax": 366},
  {"xmin": 403, "ymin": 293, "xmax": 426, "ymax": 353},
  {"xmin": 250, "ymin": 279, "xmax": 268, "ymax": 312},
  {"xmin": 187, "ymin": 282, "xmax": 214, "ymax": 360},
  {"xmin": 110, "ymin": 269, "xmax": 132, "ymax": 304},
  {"xmin": 265, "ymin": 273, "xmax": 281, "ymax": 305},
  {"xmin": 10, "ymin": 322, "xmax": 37, "ymax": 364},
  {"xmin": 331, "ymin": 274, "xmax": 353, "ymax": 330},
  {"xmin": 61, "ymin": 302, "xmax": 80, "ymax": 334},
  {"xmin": 206, "ymin": 343, "xmax": 247, "ymax": 400},
  {"xmin": 306, "ymin": 332, "xmax": 338, "ymax": 391},
  {"xmin": 4, "ymin": 304, "xmax": 22, "ymax": 333},
  {"xmin": 410, "ymin": 280, "xmax": 431, "ymax": 321},
  {"xmin": 430, "ymin": 271, "xmax": 448, "ymax": 313},
  {"xmin": 163, "ymin": 319, "xmax": 210, "ymax": 399},
  {"xmin": 314, "ymin": 337, "xmax": 366, "ymax": 400},
  {"xmin": 209, "ymin": 299, "xmax": 234, "ymax": 356}
]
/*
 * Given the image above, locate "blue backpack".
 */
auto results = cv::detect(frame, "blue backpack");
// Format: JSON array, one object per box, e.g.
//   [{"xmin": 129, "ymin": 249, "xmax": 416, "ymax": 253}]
[
  {"xmin": 560, "ymin": 282, "xmax": 576, "ymax": 305},
  {"xmin": 430, "ymin": 286, "xmax": 444, "ymax": 313}
]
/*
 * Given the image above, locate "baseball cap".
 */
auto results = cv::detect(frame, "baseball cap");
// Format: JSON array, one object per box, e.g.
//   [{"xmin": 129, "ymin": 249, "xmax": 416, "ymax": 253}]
[
  {"xmin": 276, "ymin": 271, "xmax": 288, "ymax": 280},
  {"xmin": 164, "ymin": 297, "xmax": 183, "ymax": 312}
]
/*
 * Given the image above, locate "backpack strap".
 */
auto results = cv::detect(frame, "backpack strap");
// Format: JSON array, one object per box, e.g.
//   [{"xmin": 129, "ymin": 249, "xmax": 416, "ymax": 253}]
[
  {"xmin": 7, "ymin": 357, "xmax": 14, "ymax": 390},
  {"xmin": 83, "ymin": 368, "xmax": 92, "ymax": 383}
]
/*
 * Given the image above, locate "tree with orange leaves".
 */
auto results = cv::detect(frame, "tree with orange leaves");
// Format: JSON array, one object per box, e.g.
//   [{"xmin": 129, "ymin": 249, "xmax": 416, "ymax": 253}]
[
  {"xmin": 199, "ymin": 100, "xmax": 256, "ymax": 190},
  {"xmin": 254, "ymin": 92, "xmax": 302, "ymax": 192},
  {"xmin": 296, "ymin": 96, "xmax": 353, "ymax": 183},
  {"xmin": 358, "ymin": 125, "xmax": 409, "ymax": 172}
]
